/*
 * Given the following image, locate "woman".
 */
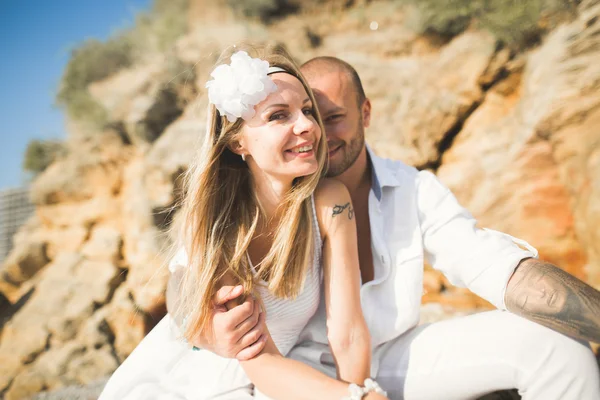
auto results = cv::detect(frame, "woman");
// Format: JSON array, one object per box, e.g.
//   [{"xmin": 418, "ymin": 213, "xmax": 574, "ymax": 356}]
[{"xmin": 100, "ymin": 44, "xmax": 387, "ymax": 400}]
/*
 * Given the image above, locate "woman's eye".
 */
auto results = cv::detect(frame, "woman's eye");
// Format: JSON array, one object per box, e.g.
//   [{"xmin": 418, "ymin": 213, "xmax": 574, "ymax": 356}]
[
  {"xmin": 269, "ymin": 112, "xmax": 286, "ymax": 121},
  {"xmin": 302, "ymin": 107, "xmax": 314, "ymax": 116}
]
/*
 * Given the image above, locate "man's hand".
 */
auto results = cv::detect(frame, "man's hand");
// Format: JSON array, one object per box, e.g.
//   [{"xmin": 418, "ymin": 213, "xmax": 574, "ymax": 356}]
[
  {"xmin": 189, "ymin": 285, "xmax": 268, "ymax": 360},
  {"xmin": 505, "ymin": 258, "xmax": 600, "ymax": 344}
]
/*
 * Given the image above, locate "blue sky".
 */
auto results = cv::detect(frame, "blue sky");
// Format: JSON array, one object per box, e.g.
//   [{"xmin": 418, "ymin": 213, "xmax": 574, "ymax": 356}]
[{"xmin": 0, "ymin": 0, "xmax": 152, "ymax": 190}]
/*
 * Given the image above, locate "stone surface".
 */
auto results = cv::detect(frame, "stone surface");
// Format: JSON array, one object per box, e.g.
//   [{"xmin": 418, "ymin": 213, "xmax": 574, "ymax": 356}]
[
  {"xmin": 89, "ymin": 61, "xmax": 186, "ymax": 148},
  {"xmin": 36, "ymin": 196, "xmax": 119, "ymax": 229},
  {"xmin": 31, "ymin": 377, "xmax": 108, "ymax": 400},
  {"xmin": 0, "ymin": 253, "xmax": 121, "ymax": 395},
  {"xmin": 365, "ymin": 30, "xmax": 497, "ymax": 168},
  {"xmin": 29, "ymin": 150, "xmax": 124, "ymax": 207},
  {"xmin": 0, "ymin": 240, "xmax": 49, "ymax": 302},
  {"xmin": 438, "ymin": 2, "xmax": 600, "ymax": 284},
  {"xmin": 120, "ymin": 158, "xmax": 171, "ymax": 314},
  {"xmin": 42, "ymin": 226, "xmax": 90, "ymax": 260},
  {"xmin": 81, "ymin": 226, "xmax": 123, "ymax": 264},
  {"xmin": 62, "ymin": 346, "xmax": 118, "ymax": 386},
  {"xmin": 527, "ymin": 2, "xmax": 600, "ymax": 287},
  {"xmin": 103, "ymin": 286, "xmax": 147, "ymax": 362},
  {"xmin": 437, "ymin": 78, "xmax": 588, "ymax": 279},
  {"xmin": 88, "ymin": 62, "xmax": 166, "ymax": 121},
  {"xmin": 3, "ymin": 1, "xmax": 600, "ymax": 395},
  {"xmin": 143, "ymin": 97, "xmax": 205, "ymax": 218},
  {"xmin": 4, "ymin": 368, "xmax": 47, "ymax": 400}
]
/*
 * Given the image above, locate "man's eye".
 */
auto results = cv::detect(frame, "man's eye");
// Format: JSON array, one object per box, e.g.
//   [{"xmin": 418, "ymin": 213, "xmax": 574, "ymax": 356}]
[{"xmin": 326, "ymin": 114, "xmax": 342, "ymax": 122}]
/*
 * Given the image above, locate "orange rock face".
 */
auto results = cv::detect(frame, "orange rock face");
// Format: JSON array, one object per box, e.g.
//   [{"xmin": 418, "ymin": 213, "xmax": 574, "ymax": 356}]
[{"xmin": 2, "ymin": 1, "xmax": 600, "ymax": 398}]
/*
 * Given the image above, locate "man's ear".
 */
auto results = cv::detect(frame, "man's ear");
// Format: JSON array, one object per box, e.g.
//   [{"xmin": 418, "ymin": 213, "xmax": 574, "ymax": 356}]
[{"xmin": 362, "ymin": 98, "xmax": 372, "ymax": 128}]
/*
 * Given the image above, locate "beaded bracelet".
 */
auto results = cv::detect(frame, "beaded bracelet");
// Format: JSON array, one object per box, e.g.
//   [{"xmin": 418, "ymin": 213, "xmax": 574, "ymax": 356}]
[{"xmin": 342, "ymin": 378, "xmax": 387, "ymax": 399}]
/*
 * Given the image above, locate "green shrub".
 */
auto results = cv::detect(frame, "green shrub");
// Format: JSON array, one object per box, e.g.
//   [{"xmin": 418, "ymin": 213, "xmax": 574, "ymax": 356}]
[
  {"xmin": 56, "ymin": 0, "xmax": 190, "ymax": 127},
  {"xmin": 56, "ymin": 36, "xmax": 135, "ymax": 126},
  {"xmin": 407, "ymin": 0, "xmax": 577, "ymax": 47},
  {"xmin": 23, "ymin": 139, "xmax": 67, "ymax": 175},
  {"xmin": 478, "ymin": 0, "xmax": 576, "ymax": 46},
  {"xmin": 227, "ymin": 0, "xmax": 299, "ymax": 22},
  {"xmin": 131, "ymin": 0, "xmax": 189, "ymax": 55}
]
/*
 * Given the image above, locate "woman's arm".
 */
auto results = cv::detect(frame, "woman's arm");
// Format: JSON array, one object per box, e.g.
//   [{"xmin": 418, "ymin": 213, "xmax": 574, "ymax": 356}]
[
  {"xmin": 221, "ymin": 187, "xmax": 383, "ymax": 399},
  {"xmin": 241, "ymin": 336, "xmax": 353, "ymax": 399},
  {"xmin": 315, "ymin": 179, "xmax": 372, "ymax": 384},
  {"xmin": 220, "ymin": 274, "xmax": 383, "ymax": 400},
  {"xmin": 240, "ymin": 323, "xmax": 385, "ymax": 400}
]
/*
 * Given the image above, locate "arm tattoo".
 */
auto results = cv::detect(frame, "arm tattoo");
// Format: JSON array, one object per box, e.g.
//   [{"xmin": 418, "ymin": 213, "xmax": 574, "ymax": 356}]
[
  {"xmin": 332, "ymin": 202, "xmax": 354, "ymax": 220},
  {"xmin": 505, "ymin": 258, "xmax": 600, "ymax": 343}
]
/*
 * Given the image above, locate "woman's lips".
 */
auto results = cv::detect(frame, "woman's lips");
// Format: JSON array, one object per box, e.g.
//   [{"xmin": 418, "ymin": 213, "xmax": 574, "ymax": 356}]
[
  {"xmin": 287, "ymin": 149, "xmax": 315, "ymax": 158},
  {"xmin": 285, "ymin": 143, "xmax": 315, "ymax": 158}
]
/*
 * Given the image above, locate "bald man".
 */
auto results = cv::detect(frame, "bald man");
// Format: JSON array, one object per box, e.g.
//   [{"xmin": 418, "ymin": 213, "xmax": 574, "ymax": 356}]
[{"xmin": 167, "ymin": 57, "xmax": 600, "ymax": 399}]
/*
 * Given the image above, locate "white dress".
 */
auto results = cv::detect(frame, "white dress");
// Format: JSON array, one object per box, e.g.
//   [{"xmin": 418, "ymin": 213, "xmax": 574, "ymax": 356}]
[{"xmin": 100, "ymin": 196, "xmax": 322, "ymax": 400}]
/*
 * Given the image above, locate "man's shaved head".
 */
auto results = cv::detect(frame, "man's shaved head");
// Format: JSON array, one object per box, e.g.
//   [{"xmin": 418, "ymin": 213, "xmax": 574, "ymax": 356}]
[
  {"xmin": 301, "ymin": 56, "xmax": 366, "ymax": 107},
  {"xmin": 299, "ymin": 56, "xmax": 371, "ymax": 178}
]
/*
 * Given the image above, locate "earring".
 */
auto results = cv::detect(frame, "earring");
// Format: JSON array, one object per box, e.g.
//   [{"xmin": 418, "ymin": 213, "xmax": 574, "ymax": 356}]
[{"xmin": 241, "ymin": 154, "xmax": 246, "ymax": 162}]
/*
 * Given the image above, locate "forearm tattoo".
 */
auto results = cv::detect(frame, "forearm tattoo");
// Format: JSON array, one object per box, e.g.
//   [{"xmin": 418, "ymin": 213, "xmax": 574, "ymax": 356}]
[
  {"xmin": 505, "ymin": 258, "xmax": 600, "ymax": 343},
  {"xmin": 332, "ymin": 202, "xmax": 354, "ymax": 220}
]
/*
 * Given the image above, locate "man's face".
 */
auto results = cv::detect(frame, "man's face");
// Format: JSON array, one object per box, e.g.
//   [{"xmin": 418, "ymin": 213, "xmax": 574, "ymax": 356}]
[
  {"xmin": 304, "ymin": 71, "xmax": 368, "ymax": 177},
  {"xmin": 513, "ymin": 267, "xmax": 569, "ymax": 315}
]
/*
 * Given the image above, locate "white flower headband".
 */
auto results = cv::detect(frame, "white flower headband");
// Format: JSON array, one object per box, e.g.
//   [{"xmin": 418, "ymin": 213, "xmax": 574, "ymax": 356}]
[{"xmin": 206, "ymin": 51, "xmax": 287, "ymax": 122}]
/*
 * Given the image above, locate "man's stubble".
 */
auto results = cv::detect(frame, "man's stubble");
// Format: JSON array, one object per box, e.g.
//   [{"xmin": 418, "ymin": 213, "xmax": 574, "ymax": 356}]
[{"xmin": 325, "ymin": 115, "xmax": 365, "ymax": 178}]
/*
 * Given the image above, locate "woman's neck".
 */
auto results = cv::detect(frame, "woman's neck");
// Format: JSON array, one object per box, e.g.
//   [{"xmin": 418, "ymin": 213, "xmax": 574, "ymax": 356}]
[{"xmin": 250, "ymin": 168, "xmax": 293, "ymax": 221}]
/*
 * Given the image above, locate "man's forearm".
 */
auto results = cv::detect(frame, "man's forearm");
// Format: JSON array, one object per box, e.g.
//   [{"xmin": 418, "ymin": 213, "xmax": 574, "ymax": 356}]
[{"xmin": 505, "ymin": 258, "xmax": 600, "ymax": 343}]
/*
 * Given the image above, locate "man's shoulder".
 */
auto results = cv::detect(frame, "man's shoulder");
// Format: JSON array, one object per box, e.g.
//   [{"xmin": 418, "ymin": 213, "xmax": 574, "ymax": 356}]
[{"xmin": 369, "ymin": 151, "xmax": 421, "ymax": 184}]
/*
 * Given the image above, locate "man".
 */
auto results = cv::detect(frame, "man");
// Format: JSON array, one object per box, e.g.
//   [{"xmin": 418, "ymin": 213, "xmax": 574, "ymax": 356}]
[{"xmin": 167, "ymin": 57, "xmax": 600, "ymax": 399}]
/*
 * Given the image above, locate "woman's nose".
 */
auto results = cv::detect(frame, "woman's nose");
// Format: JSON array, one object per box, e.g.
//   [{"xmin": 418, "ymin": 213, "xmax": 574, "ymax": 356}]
[{"xmin": 293, "ymin": 111, "xmax": 315, "ymax": 136}]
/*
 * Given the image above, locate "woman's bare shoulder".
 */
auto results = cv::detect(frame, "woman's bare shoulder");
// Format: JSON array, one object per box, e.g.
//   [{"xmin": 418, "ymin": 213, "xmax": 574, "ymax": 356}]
[
  {"xmin": 314, "ymin": 179, "xmax": 353, "ymax": 236},
  {"xmin": 315, "ymin": 178, "xmax": 350, "ymax": 203}
]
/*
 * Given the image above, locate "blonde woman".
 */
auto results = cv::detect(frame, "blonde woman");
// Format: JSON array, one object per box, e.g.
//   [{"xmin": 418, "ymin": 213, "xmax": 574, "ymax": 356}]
[{"xmin": 100, "ymin": 45, "xmax": 388, "ymax": 400}]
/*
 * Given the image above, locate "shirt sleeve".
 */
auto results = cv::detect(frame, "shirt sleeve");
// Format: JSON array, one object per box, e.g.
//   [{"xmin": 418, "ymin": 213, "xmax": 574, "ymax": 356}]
[
  {"xmin": 167, "ymin": 246, "xmax": 191, "ymax": 337},
  {"xmin": 416, "ymin": 170, "xmax": 539, "ymax": 310},
  {"xmin": 168, "ymin": 246, "xmax": 189, "ymax": 273}
]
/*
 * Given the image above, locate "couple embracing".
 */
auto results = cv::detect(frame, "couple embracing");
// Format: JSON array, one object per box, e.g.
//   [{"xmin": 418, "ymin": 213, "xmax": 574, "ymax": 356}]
[{"xmin": 100, "ymin": 44, "xmax": 600, "ymax": 400}]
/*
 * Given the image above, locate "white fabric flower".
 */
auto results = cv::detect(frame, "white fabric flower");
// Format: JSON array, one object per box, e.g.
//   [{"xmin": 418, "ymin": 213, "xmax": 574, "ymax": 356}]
[{"xmin": 206, "ymin": 51, "xmax": 279, "ymax": 122}]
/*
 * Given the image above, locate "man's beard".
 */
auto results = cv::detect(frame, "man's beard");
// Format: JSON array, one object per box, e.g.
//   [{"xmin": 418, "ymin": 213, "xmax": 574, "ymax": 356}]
[{"xmin": 326, "ymin": 125, "xmax": 365, "ymax": 178}]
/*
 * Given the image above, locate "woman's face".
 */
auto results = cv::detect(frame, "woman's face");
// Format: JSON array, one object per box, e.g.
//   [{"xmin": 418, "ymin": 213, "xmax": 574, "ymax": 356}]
[{"xmin": 237, "ymin": 73, "xmax": 321, "ymax": 181}]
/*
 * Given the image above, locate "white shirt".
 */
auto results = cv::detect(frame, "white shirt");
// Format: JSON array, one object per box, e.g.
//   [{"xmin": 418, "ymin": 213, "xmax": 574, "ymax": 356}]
[
  {"xmin": 169, "ymin": 196, "xmax": 323, "ymax": 356},
  {"xmin": 292, "ymin": 146, "xmax": 538, "ymax": 376}
]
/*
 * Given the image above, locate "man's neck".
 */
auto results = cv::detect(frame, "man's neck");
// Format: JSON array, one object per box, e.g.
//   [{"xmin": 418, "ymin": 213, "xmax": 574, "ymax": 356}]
[{"xmin": 334, "ymin": 146, "xmax": 371, "ymax": 200}]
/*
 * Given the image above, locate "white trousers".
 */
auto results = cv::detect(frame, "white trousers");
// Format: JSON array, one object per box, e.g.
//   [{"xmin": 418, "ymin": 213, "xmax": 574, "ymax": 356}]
[
  {"xmin": 101, "ymin": 311, "xmax": 599, "ymax": 400},
  {"xmin": 289, "ymin": 311, "xmax": 600, "ymax": 400}
]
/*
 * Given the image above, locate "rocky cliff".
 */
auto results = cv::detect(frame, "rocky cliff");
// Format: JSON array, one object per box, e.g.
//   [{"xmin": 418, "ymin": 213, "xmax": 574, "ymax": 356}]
[{"xmin": 1, "ymin": 1, "xmax": 599, "ymax": 398}]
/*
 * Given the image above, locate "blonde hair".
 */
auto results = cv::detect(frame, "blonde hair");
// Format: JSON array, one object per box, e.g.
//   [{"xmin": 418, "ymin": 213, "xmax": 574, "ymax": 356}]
[{"xmin": 176, "ymin": 43, "xmax": 327, "ymax": 341}]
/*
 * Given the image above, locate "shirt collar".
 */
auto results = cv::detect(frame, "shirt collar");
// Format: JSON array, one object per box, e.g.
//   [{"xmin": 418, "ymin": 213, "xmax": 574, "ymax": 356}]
[{"xmin": 367, "ymin": 145, "xmax": 401, "ymax": 201}]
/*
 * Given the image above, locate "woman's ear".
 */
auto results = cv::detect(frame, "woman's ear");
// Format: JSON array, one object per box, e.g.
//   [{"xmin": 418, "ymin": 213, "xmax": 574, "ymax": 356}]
[{"xmin": 228, "ymin": 139, "xmax": 248, "ymax": 161}]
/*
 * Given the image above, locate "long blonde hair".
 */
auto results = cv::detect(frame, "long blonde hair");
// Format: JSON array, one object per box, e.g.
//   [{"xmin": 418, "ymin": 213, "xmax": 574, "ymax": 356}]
[{"xmin": 176, "ymin": 44, "xmax": 327, "ymax": 341}]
